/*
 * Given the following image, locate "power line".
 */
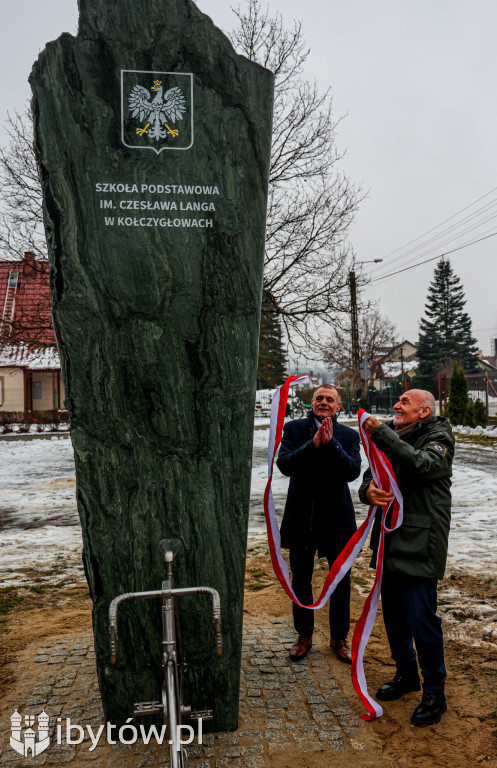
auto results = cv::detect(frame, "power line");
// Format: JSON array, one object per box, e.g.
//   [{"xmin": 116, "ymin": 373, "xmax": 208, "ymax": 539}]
[
  {"xmin": 372, "ymin": 215, "xmax": 497, "ymax": 280},
  {"xmin": 378, "ymin": 186, "xmax": 497, "ymax": 261},
  {"xmin": 371, "ymin": 230, "xmax": 497, "ymax": 283},
  {"xmin": 371, "ymin": 199, "xmax": 497, "ymax": 277}
]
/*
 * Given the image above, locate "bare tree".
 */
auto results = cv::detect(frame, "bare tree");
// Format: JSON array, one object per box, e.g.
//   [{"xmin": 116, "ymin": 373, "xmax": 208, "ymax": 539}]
[
  {"xmin": 324, "ymin": 309, "xmax": 397, "ymax": 383},
  {"xmin": 231, "ymin": 0, "xmax": 363, "ymax": 353},
  {"xmin": 0, "ymin": 113, "xmax": 53, "ymax": 349},
  {"xmin": 0, "ymin": 107, "xmax": 47, "ymax": 261}
]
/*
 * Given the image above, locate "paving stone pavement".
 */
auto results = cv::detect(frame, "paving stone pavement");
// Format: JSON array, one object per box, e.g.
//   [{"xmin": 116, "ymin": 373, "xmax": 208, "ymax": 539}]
[{"xmin": 1, "ymin": 618, "xmax": 366, "ymax": 767}]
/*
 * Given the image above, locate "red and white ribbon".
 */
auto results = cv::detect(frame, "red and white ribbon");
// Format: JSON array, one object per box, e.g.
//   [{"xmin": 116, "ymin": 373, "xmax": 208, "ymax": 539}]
[
  {"xmin": 351, "ymin": 409, "xmax": 403, "ymax": 720},
  {"xmin": 263, "ymin": 378, "xmax": 403, "ymax": 720}
]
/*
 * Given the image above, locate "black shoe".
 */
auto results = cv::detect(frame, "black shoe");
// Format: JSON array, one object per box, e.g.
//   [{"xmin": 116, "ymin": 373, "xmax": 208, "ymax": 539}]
[
  {"xmin": 375, "ymin": 672, "xmax": 421, "ymax": 701},
  {"xmin": 410, "ymin": 692, "xmax": 447, "ymax": 727}
]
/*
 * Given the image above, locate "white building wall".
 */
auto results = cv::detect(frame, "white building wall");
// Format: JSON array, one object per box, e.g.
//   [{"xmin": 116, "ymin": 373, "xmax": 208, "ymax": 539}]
[{"xmin": 0, "ymin": 367, "xmax": 24, "ymax": 411}]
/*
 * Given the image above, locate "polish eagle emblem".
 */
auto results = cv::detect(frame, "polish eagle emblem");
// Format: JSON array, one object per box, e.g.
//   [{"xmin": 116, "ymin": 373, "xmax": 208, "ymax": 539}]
[{"xmin": 128, "ymin": 79, "xmax": 187, "ymax": 141}]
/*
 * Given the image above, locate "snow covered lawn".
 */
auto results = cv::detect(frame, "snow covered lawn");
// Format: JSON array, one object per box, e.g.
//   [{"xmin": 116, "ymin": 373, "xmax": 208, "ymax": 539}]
[{"xmin": 1, "ymin": 426, "xmax": 497, "ymax": 586}]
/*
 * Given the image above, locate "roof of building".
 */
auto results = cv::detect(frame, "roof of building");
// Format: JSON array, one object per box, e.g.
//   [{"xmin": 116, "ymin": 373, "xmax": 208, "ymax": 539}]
[
  {"xmin": 478, "ymin": 356, "xmax": 497, "ymax": 371},
  {"xmin": 0, "ymin": 342, "xmax": 60, "ymax": 370},
  {"xmin": 380, "ymin": 359, "xmax": 419, "ymax": 379},
  {"xmin": 375, "ymin": 339, "xmax": 418, "ymax": 357},
  {"xmin": 0, "ymin": 255, "xmax": 59, "ymax": 369}
]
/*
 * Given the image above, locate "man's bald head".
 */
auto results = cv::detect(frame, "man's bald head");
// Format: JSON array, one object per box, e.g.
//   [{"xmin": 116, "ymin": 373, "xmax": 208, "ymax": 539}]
[
  {"xmin": 393, "ymin": 389, "xmax": 436, "ymax": 427},
  {"xmin": 410, "ymin": 389, "xmax": 436, "ymax": 416}
]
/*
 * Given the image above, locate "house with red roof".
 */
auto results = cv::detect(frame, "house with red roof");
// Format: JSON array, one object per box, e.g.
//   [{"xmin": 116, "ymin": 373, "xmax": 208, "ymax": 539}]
[{"xmin": 0, "ymin": 253, "xmax": 65, "ymax": 413}]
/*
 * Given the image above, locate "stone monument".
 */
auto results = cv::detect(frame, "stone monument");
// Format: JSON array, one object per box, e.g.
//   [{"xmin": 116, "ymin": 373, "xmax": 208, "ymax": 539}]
[{"xmin": 30, "ymin": 0, "xmax": 273, "ymax": 730}]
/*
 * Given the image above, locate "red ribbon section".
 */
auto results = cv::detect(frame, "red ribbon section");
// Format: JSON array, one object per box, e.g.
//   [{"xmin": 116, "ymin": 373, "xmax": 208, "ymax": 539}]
[{"xmin": 263, "ymin": 378, "xmax": 403, "ymax": 720}]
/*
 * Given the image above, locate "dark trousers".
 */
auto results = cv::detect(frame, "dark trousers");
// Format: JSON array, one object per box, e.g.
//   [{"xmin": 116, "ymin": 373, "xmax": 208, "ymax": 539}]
[
  {"xmin": 381, "ymin": 571, "xmax": 446, "ymax": 695},
  {"xmin": 289, "ymin": 545, "xmax": 351, "ymax": 641}
]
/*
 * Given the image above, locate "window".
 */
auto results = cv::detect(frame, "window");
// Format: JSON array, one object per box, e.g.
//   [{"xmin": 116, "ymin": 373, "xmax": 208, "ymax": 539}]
[
  {"xmin": 33, "ymin": 381, "xmax": 42, "ymax": 400},
  {"xmin": 7, "ymin": 271, "xmax": 19, "ymax": 288}
]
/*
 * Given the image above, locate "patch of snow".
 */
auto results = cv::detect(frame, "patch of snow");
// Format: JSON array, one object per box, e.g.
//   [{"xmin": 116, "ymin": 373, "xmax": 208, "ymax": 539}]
[
  {"xmin": 0, "ymin": 342, "xmax": 60, "ymax": 369},
  {"xmin": 0, "ymin": 438, "xmax": 79, "ymax": 586},
  {"xmin": 452, "ymin": 424, "xmax": 497, "ymax": 437},
  {"xmin": 381, "ymin": 360, "xmax": 418, "ymax": 378},
  {"xmin": 1, "ymin": 424, "xmax": 497, "ymax": 586},
  {"xmin": 254, "ymin": 417, "xmax": 271, "ymax": 428}
]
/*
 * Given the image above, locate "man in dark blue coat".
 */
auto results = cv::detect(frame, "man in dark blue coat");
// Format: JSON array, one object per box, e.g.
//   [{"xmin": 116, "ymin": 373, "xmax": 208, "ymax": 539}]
[{"xmin": 277, "ymin": 385, "xmax": 361, "ymax": 662}]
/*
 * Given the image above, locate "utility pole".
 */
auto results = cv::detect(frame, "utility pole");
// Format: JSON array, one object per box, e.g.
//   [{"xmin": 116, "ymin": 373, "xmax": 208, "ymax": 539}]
[
  {"xmin": 349, "ymin": 270, "xmax": 360, "ymax": 389},
  {"xmin": 349, "ymin": 259, "xmax": 382, "ymax": 391}
]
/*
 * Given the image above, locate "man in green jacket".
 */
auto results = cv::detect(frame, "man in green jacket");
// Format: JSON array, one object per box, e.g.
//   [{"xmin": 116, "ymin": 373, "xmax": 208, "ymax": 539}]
[{"xmin": 359, "ymin": 389, "xmax": 454, "ymax": 727}]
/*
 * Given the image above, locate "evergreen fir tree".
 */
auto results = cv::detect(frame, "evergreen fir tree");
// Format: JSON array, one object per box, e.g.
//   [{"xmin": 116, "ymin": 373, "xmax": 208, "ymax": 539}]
[
  {"xmin": 445, "ymin": 364, "xmax": 468, "ymax": 425},
  {"xmin": 257, "ymin": 288, "xmax": 287, "ymax": 389},
  {"xmin": 416, "ymin": 259, "xmax": 479, "ymax": 393},
  {"xmin": 463, "ymin": 401, "xmax": 477, "ymax": 428},
  {"xmin": 474, "ymin": 399, "xmax": 488, "ymax": 427}
]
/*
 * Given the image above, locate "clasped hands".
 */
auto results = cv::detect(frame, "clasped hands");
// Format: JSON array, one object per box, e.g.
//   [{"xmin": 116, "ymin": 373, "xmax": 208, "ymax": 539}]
[
  {"xmin": 314, "ymin": 415, "xmax": 382, "ymax": 447},
  {"xmin": 313, "ymin": 417, "xmax": 333, "ymax": 447},
  {"xmin": 313, "ymin": 415, "xmax": 392, "ymax": 506}
]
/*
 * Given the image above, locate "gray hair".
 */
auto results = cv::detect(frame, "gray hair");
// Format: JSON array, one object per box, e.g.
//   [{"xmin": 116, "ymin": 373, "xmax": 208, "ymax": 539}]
[{"xmin": 313, "ymin": 384, "xmax": 342, "ymax": 402}]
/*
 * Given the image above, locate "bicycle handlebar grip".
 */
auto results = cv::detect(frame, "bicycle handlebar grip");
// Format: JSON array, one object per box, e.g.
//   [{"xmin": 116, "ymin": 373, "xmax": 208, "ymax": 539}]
[
  {"xmin": 109, "ymin": 595, "xmax": 121, "ymax": 664},
  {"xmin": 213, "ymin": 615, "xmax": 223, "ymax": 655},
  {"xmin": 109, "ymin": 623, "xmax": 117, "ymax": 664}
]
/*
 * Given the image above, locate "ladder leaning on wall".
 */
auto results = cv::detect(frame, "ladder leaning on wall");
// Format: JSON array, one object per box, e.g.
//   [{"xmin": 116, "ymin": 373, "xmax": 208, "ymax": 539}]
[{"xmin": 0, "ymin": 269, "xmax": 19, "ymax": 343}]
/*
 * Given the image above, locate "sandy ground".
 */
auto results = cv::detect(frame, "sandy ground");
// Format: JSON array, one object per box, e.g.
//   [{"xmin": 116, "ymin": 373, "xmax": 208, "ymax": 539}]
[
  {"xmin": 1, "ymin": 549, "xmax": 496, "ymax": 768},
  {"xmin": 244, "ymin": 551, "xmax": 497, "ymax": 768}
]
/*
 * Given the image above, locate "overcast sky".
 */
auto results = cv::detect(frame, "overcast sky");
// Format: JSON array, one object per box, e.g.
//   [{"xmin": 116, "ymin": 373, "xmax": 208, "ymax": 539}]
[{"xmin": 1, "ymin": 0, "xmax": 496, "ymax": 356}]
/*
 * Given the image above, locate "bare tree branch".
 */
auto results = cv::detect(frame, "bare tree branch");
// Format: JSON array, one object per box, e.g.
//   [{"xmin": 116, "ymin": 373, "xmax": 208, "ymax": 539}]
[
  {"xmin": 324, "ymin": 309, "xmax": 397, "ymax": 382},
  {"xmin": 231, "ymin": 0, "xmax": 364, "ymax": 354},
  {"xmin": 0, "ymin": 106, "xmax": 47, "ymax": 261}
]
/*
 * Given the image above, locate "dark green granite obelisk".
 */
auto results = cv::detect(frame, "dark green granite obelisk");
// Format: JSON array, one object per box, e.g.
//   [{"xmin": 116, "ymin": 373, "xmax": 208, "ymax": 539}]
[{"xmin": 30, "ymin": 0, "xmax": 273, "ymax": 731}]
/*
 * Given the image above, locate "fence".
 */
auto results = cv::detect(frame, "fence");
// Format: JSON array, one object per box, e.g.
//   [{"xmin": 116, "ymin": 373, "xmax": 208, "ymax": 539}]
[
  {"xmin": 254, "ymin": 388, "xmax": 311, "ymax": 419},
  {"xmin": 438, "ymin": 373, "xmax": 497, "ymax": 418}
]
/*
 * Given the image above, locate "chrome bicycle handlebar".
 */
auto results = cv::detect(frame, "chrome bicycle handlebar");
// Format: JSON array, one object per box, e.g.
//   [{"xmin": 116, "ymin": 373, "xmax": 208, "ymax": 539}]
[
  {"xmin": 109, "ymin": 585, "xmax": 222, "ymax": 663},
  {"xmin": 108, "ymin": 540, "xmax": 221, "ymax": 768}
]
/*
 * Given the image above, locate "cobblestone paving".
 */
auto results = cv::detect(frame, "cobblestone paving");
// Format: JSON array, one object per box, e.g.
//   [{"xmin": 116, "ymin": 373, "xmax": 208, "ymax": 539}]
[{"xmin": 1, "ymin": 618, "xmax": 365, "ymax": 767}]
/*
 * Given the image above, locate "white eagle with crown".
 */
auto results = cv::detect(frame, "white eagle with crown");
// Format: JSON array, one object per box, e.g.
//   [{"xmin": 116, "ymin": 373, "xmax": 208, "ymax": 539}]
[{"xmin": 128, "ymin": 79, "xmax": 187, "ymax": 141}]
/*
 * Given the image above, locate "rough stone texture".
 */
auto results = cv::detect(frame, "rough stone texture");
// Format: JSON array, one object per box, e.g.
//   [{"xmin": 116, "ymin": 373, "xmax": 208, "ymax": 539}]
[{"xmin": 30, "ymin": 0, "xmax": 273, "ymax": 731}]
